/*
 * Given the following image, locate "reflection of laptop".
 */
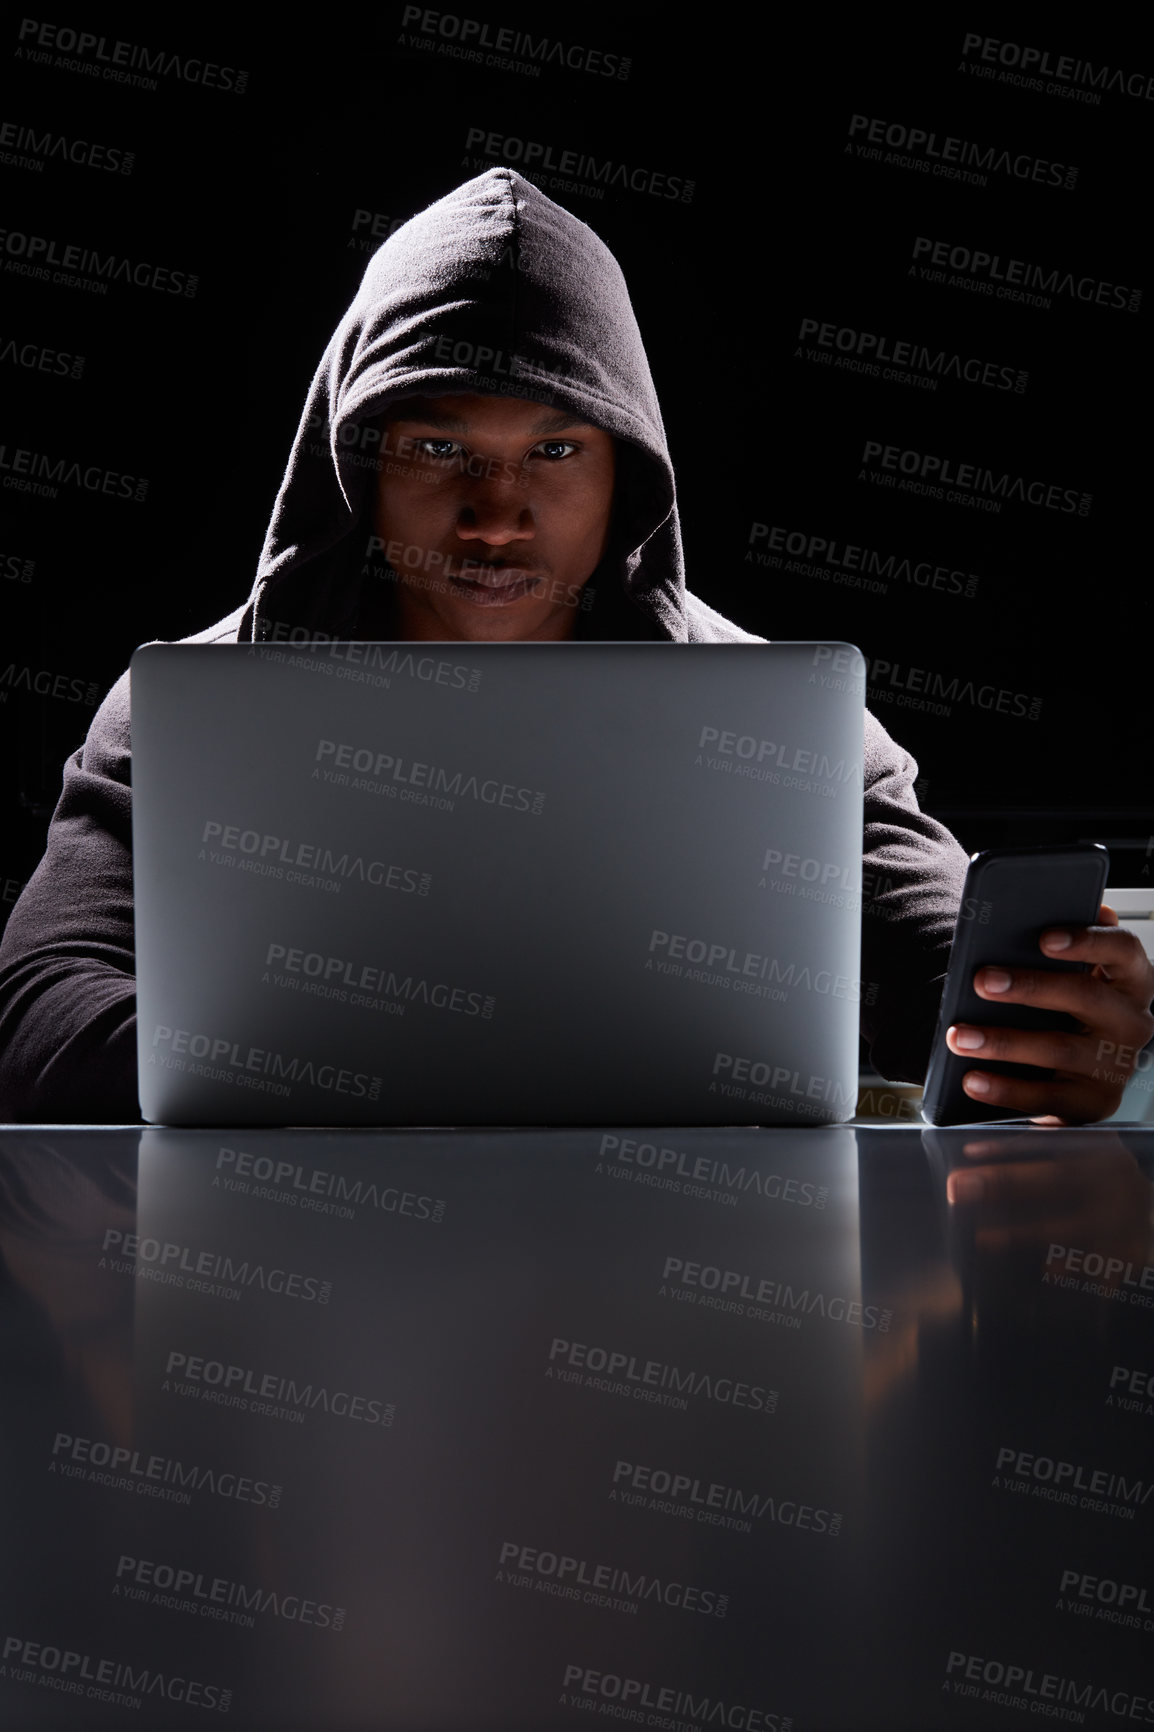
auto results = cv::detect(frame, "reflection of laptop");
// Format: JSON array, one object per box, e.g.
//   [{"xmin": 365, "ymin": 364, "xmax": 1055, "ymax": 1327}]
[{"xmin": 131, "ymin": 641, "xmax": 865, "ymax": 1128}]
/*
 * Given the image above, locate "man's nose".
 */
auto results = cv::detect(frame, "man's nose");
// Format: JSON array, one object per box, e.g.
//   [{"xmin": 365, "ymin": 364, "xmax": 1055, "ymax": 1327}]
[{"xmin": 456, "ymin": 472, "xmax": 535, "ymax": 544}]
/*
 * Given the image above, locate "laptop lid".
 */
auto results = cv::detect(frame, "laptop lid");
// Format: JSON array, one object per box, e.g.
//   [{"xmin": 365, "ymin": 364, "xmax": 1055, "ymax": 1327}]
[{"xmin": 130, "ymin": 641, "xmax": 865, "ymax": 1127}]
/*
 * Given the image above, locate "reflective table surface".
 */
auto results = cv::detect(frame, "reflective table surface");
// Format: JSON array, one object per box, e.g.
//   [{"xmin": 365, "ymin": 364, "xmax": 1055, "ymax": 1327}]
[{"xmin": 2, "ymin": 1124, "xmax": 1153, "ymax": 1731}]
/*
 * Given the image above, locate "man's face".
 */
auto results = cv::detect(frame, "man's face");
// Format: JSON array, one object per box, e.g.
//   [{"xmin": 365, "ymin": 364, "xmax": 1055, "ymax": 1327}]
[{"xmin": 371, "ymin": 392, "xmax": 616, "ymax": 641}]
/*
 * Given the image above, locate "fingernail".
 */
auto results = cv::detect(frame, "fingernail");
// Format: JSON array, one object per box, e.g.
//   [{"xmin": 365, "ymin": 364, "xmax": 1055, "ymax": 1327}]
[
  {"xmin": 1042, "ymin": 930, "xmax": 1071, "ymax": 951},
  {"xmin": 982, "ymin": 969, "xmax": 1011, "ymax": 992},
  {"xmin": 950, "ymin": 1172, "xmax": 985, "ymax": 1204},
  {"xmin": 965, "ymin": 1073, "xmax": 991, "ymax": 1095},
  {"xmin": 952, "ymin": 1027, "xmax": 985, "ymax": 1051}
]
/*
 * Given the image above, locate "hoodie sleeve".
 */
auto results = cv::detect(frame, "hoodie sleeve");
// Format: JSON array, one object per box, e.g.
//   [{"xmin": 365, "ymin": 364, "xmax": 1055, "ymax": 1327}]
[
  {"xmin": 859, "ymin": 707, "xmax": 969, "ymax": 1083},
  {"xmin": 0, "ymin": 670, "xmax": 142, "ymax": 1125}
]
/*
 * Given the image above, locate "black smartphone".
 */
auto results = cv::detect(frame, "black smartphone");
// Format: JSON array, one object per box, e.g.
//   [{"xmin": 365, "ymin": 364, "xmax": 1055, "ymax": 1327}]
[{"xmin": 920, "ymin": 842, "xmax": 1109, "ymax": 1126}]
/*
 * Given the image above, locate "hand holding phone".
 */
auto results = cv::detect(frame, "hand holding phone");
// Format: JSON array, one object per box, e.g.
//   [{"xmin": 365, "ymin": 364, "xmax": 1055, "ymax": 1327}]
[{"xmin": 920, "ymin": 843, "xmax": 1109, "ymax": 1126}]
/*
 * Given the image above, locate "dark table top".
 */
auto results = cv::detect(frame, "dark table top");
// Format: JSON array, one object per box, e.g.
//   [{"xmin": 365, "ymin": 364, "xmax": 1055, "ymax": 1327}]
[{"xmin": 2, "ymin": 1123, "xmax": 1153, "ymax": 1731}]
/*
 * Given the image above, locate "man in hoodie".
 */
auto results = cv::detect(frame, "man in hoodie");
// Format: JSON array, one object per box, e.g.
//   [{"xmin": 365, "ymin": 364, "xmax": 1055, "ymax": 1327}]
[{"xmin": 0, "ymin": 168, "xmax": 1150, "ymax": 1125}]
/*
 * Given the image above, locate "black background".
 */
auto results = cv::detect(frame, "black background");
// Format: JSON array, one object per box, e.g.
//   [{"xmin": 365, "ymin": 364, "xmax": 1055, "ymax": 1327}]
[{"xmin": 3, "ymin": 9, "xmax": 1152, "ymax": 932}]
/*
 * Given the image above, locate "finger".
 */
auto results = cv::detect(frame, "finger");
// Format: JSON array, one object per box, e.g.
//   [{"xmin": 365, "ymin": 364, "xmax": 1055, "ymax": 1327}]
[
  {"xmin": 954, "ymin": 1066, "xmax": 1117, "ymax": 1125},
  {"xmin": 946, "ymin": 1155, "xmax": 1127, "ymax": 1210},
  {"xmin": 947, "ymin": 1022, "xmax": 1101, "ymax": 1077},
  {"xmin": 1037, "ymin": 919, "xmax": 1151, "ymax": 991},
  {"xmin": 972, "ymin": 964, "xmax": 1148, "ymax": 1039},
  {"xmin": 948, "ymin": 1021, "xmax": 1154, "ymax": 1089},
  {"xmin": 947, "ymin": 1160, "xmax": 1066, "ymax": 1207},
  {"xmin": 957, "ymin": 1134, "xmax": 1049, "ymax": 1160}
]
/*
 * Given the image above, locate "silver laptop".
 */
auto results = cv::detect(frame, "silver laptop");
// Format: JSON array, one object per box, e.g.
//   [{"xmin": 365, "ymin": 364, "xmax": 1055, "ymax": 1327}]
[{"xmin": 130, "ymin": 641, "xmax": 865, "ymax": 1127}]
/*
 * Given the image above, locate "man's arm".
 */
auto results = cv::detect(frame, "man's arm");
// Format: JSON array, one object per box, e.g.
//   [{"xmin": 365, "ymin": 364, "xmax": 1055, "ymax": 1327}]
[
  {"xmin": 859, "ymin": 709, "xmax": 969, "ymax": 1084},
  {"xmin": 0, "ymin": 671, "xmax": 141, "ymax": 1124}
]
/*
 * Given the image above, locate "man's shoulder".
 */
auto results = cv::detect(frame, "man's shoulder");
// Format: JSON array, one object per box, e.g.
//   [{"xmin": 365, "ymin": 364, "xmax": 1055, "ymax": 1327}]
[
  {"xmin": 680, "ymin": 589, "xmax": 918, "ymax": 795},
  {"xmin": 173, "ymin": 603, "xmax": 250, "ymax": 646},
  {"xmin": 84, "ymin": 604, "xmax": 251, "ymax": 768},
  {"xmin": 682, "ymin": 588, "xmax": 766, "ymax": 643}
]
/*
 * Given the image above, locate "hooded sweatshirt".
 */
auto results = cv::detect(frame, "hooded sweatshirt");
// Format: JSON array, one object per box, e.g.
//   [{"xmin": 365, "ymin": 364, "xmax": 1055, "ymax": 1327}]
[{"xmin": 0, "ymin": 168, "xmax": 969, "ymax": 1124}]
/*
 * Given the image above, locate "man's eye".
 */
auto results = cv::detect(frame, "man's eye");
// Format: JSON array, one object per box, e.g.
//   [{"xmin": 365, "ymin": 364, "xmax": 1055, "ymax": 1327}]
[{"xmin": 414, "ymin": 438, "xmax": 577, "ymax": 462}]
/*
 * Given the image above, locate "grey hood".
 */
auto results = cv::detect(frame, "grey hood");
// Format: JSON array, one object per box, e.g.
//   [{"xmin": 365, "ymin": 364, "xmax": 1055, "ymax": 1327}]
[{"xmin": 244, "ymin": 166, "xmax": 743, "ymax": 646}]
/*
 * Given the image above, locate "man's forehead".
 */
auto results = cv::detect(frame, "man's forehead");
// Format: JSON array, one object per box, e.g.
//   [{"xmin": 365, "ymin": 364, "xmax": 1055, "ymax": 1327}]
[{"xmin": 383, "ymin": 394, "xmax": 595, "ymax": 436}]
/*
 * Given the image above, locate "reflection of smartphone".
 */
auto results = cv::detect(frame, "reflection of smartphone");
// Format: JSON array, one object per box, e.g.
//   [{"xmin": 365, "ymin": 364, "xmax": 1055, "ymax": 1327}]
[{"xmin": 920, "ymin": 843, "xmax": 1109, "ymax": 1126}]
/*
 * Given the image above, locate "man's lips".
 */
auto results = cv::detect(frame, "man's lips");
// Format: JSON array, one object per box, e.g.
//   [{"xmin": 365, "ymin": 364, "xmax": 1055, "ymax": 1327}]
[{"xmin": 451, "ymin": 564, "xmax": 544, "ymax": 588}]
